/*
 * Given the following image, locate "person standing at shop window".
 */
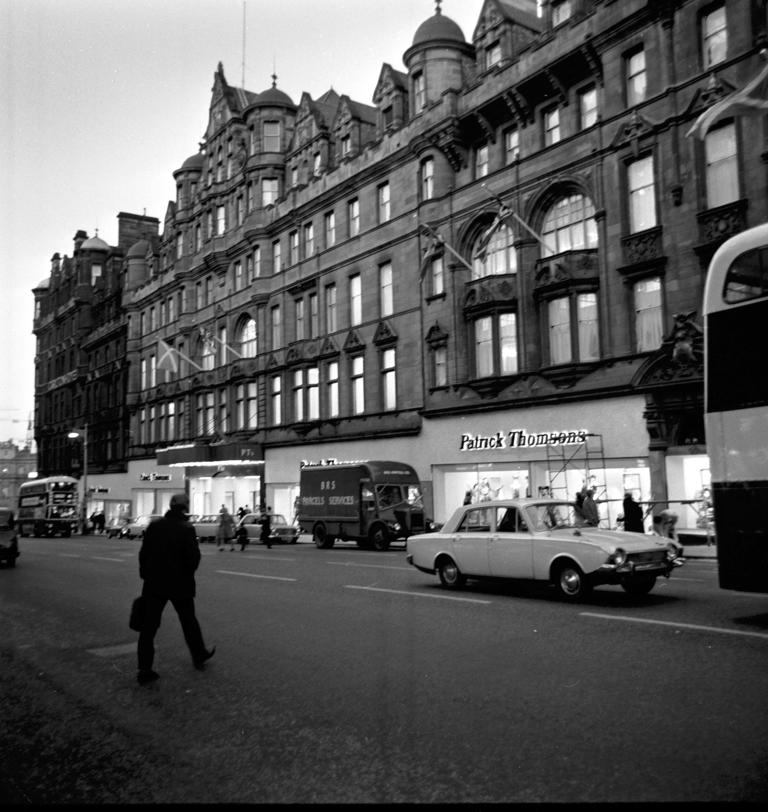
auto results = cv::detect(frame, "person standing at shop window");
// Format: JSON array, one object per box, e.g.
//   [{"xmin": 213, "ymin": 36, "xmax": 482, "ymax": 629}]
[{"xmin": 580, "ymin": 488, "xmax": 599, "ymax": 527}]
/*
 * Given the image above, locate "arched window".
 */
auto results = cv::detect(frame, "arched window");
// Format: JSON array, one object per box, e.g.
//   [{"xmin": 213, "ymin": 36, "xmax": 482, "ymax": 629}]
[
  {"xmin": 541, "ymin": 194, "xmax": 597, "ymax": 257},
  {"xmin": 238, "ymin": 318, "xmax": 258, "ymax": 358},
  {"xmin": 472, "ymin": 223, "xmax": 516, "ymax": 280}
]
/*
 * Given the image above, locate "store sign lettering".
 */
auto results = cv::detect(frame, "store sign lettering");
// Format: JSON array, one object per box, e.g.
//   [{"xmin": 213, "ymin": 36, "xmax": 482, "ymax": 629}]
[{"xmin": 459, "ymin": 429, "xmax": 588, "ymax": 451}]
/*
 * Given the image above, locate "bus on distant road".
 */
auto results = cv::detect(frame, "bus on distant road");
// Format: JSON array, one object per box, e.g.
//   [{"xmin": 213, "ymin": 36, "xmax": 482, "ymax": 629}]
[
  {"xmin": 703, "ymin": 222, "xmax": 768, "ymax": 592},
  {"xmin": 17, "ymin": 476, "xmax": 79, "ymax": 537}
]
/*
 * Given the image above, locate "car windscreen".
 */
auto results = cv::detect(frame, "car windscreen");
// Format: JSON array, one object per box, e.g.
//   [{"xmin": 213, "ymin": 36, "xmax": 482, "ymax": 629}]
[{"xmin": 526, "ymin": 503, "xmax": 580, "ymax": 531}]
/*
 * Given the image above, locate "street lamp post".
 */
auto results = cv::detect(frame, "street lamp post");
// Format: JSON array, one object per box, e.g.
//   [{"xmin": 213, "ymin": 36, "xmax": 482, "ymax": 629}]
[{"xmin": 67, "ymin": 424, "xmax": 88, "ymax": 535}]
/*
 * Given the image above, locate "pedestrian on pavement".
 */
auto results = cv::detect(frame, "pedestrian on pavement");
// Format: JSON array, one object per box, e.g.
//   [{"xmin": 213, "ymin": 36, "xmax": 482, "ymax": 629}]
[
  {"xmin": 237, "ymin": 505, "xmax": 247, "ymax": 521},
  {"xmin": 135, "ymin": 492, "xmax": 215, "ymax": 685},
  {"xmin": 580, "ymin": 488, "xmax": 599, "ymax": 527},
  {"xmin": 622, "ymin": 493, "xmax": 644, "ymax": 533},
  {"xmin": 216, "ymin": 505, "xmax": 236, "ymax": 551},
  {"xmin": 260, "ymin": 505, "xmax": 273, "ymax": 548},
  {"xmin": 237, "ymin": 517, "xmax": 249, "ymax": 552}
]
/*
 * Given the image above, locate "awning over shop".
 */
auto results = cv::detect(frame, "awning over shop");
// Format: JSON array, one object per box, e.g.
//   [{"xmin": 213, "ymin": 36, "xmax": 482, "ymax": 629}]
[{"xmin": 156, "ymin": 442, "xmax": 264, "ymax": 468}]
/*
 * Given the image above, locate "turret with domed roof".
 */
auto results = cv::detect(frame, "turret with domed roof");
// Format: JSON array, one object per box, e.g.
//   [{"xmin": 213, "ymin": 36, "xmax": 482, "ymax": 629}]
[{"xmin": 403, "ymin": 0, "xmax": 475, "ymax": 111}]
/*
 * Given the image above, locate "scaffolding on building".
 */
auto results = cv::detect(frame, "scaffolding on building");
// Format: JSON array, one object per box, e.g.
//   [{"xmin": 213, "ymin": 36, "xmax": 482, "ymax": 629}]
[{"xmin": 545, "ymin": 433, "xmax": 617, "ymax": 527}]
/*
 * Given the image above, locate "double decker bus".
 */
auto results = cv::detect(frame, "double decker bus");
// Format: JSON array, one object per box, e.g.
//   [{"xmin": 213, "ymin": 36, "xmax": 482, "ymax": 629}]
[
  {"xmin": 17, "ymin": 476, "xmax": 79, "ymax": 538},
  {"xmin": 703, "ymin": 222, "xmax": 768, "ymax": 592}
]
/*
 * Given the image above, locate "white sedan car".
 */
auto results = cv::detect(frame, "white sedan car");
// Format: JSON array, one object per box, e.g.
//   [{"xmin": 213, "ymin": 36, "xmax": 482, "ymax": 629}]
[{"xmin": 406, "ymin": 499, "xmax": 684, "ymax": 600}]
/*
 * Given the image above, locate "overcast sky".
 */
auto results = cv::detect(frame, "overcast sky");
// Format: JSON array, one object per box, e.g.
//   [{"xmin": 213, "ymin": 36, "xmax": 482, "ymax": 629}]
[{"xmin": 0, "ymin": 0, "xmax": 487, "ymax": 447}]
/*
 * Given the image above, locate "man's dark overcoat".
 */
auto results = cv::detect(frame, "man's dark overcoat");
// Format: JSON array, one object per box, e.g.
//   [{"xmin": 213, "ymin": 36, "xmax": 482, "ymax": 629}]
[{"xmin": 139, "ymin": 509, "xmax": 200, "ymax": 599}]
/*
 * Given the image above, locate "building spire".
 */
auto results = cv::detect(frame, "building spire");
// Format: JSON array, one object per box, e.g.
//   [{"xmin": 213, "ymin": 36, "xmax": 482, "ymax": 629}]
[{"xmin": 435, "ymin": 0, "xmax": 442, "ymax": 14}]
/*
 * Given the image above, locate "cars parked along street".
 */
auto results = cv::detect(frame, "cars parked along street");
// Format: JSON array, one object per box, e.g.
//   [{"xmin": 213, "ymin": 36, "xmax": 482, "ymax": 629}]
[
  {"xmin": 119, "ymin": 514, "xmax": 162, "ymax": 540},
  {"xmin": 235, "ymin": 513, "xmax": 300, "ymax": 546},
  {"xmin": 406, "ymin": 498, "xmax": 684, "ymax": 600},
  {"xmin": 0, "ymin": 508, "xmax": 19, "ymax": 568},
  {"xmin": 190, "ymin": 514, "xmax": 220, "ymax": 543}
]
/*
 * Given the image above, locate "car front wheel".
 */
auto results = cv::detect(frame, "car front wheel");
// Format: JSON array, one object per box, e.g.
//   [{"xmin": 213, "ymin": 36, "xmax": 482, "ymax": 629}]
[
  {"xmin": 621, "ymin": 575, "xmax": 657, "ymax": 596},
  {"xmin": 553, "ymin": 560, "xmax": 591, "ymax": 601},
  {"xmin": 437, "ymin": 556, "xmax": 466, "ymax": 589}
]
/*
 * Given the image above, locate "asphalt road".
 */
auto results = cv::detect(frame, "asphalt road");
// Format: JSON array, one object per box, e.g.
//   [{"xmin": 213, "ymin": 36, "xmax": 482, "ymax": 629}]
[{"xmin": 1, "ymin": 534, "xmax": 767, "ymax": 803}]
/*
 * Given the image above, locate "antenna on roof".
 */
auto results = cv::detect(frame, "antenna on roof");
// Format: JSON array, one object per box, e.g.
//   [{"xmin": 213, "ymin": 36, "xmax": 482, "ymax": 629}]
[{"xmin": 241, "ymin": 1, "xmax": 246, "ymax": 88}]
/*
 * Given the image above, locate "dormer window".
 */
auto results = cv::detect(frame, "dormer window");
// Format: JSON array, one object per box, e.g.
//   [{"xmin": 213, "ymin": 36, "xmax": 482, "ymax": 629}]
[
  {"xmin": 382, "ymin": 106, "xmax": 394, "ymax": 130},
  {"xmin": 313, "ymin": 152, "xmax": 321, "ymax": 177},
  {"xmin": 486, "ymin": 41, "xmax": 502, "ymax": 70},
  {"xmin": 291, "ymin": 166, "xmax": 298, "ymax": 187},
  {"xmin": 551, "ymin": 0, "xmax": 572, "ymax": 27},
  {"xmin": 341, "ymin": 135, "xmax": 351, "ymax": 157}
]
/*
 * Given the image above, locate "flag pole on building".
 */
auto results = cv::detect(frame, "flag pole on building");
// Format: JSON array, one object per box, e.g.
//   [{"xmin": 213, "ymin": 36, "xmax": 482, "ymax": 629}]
[
  {"xmin": 199, "ymin": 326, "xmax": 244, "ymax": 359},
  {"xmin": 157, "ymin": 339, "xmax": 203, "ymax": 373},
  {"xmin": 417, "ymin": 220, "xmax": 474, "ymax": 274},
  {"xmin": 685, "ymin": 56, "xmax": 768, "ymax": 140},
  {"xmin": 479, "ymin": 183, "xmax": 557, "ymax": 256}
]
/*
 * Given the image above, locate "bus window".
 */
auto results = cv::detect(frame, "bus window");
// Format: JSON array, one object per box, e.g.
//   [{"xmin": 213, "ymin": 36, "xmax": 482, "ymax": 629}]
[{"xmin": 723, "ymin": 246, "xmax": 768, "ymax": 303}]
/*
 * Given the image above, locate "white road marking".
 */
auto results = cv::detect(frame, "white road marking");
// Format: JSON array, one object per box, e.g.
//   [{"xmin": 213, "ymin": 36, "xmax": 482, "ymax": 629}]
[
  {"xmin": 88, "ymin": 643, "xmax": 140, "ymax": 657},
  {"xmin": 581, "ymin": 612, "xmax": 768, "ymax": 640},
  {"xmin": 91, "ymin": 556, "xmax": 126, "ymax": 563},
  {"xmin": 216, "ymin": 569, "xmax": 296, "ymax": 582},
  {"xmin": 345, "ymin": 585, "xmax": 491, "ymax": 604},
  {"xmin": 327, "ymin": 561, "xmax": 412, "ymax": 571}
]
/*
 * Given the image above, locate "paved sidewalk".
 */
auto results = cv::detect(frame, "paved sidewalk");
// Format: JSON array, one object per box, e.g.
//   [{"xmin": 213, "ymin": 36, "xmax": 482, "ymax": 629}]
[{"xmin": 680, "ymin": 543, "xmax": 717, "ymax": 559}]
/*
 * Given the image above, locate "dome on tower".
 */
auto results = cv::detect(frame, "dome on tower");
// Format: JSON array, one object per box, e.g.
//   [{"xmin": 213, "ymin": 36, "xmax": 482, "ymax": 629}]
[
  {"xmin": 80, "ymin": 234, "xmax": 109, "ymax": 252},
  {"xmin": 412, "ymin": 4, "xmax": 466, "ymax": 47},
  {"xmin": 180, "ymin": 153, "xmax": 205, "ymax": 171},
  {"xmin": 251, "ymin": 76, "xmax": 296, "ymax": 109},
  {"xmin": 126, "ymin": 239, "xmax": 150, "ymax": 259}
]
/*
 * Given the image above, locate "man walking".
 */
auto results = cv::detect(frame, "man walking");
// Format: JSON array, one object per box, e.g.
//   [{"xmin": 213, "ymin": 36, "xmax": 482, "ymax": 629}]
[
  {"xmin": 260, "ymin": 505, "xmax": 273, "ymax": 549},
  {"xmin": 135, "ymin": 492, "xmax": 215, "ymax": 685}
]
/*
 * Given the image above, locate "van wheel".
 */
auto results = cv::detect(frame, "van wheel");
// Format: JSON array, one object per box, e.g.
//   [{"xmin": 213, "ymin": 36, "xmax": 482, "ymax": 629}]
[
  {"xmin": 313, "ymin": 523, "xmax": 334, "ymax": 549},
  {"xmin": 369, "ymin": 524, "xmax": 390, "ymax": 551}
]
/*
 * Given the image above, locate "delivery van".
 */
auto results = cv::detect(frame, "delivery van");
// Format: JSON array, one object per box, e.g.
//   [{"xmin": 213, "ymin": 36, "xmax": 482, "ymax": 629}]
[{"xmin": 297, "ymin": 460, "xmax": 427, "ymax": 551}]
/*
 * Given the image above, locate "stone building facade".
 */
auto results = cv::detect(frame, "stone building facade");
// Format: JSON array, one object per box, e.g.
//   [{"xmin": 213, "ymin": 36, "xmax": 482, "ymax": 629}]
[{"xmin": 33, "ymin": 0, "xmax": 768, "ymax": 529}]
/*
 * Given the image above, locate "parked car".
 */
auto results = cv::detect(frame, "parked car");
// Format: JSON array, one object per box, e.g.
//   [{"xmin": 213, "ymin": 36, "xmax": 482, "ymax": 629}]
[
  {"xmin": 0, "ymin": 508, "xmax": 19, "ymax": 568},
  {"xmin": 120, "ymin": 514, "xmax": 162, "ymax": 540},
  {"xmin": 106, "ymin": 517, "xmax": 130, "ymax": 539},
  {"xmin": 406, "ymin": 498, "xmax": 685, "ymax": 600},
  {"xmin": 190, "ymin": 514, "xmax": 220, "ymax": 543},
  {"xmin": 235, "ymin": 513, "xmax": 300, "ymax": 546}
]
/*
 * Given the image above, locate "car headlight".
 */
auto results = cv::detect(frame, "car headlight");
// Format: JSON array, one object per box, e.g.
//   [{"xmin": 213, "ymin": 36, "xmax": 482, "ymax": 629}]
[
  {"xmin": 666, "ymin": 543, "xmax": 679, "ymax": 560},
  {"xmin": 608, "ymin": 548, "xmax": 627, "ymax": 566}
]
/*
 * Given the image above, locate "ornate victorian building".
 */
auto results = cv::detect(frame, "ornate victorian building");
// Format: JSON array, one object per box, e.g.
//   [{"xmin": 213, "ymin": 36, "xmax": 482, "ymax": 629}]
[{"xmin": 33, "ymin": 0, "xmax": 768, "ymax": 529}]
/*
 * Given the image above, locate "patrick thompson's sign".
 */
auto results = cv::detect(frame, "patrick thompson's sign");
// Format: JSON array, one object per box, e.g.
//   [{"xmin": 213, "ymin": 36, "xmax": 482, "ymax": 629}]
[{"xmin": 459, "ymin": 429, "xmax": 588, "ymax": 451}]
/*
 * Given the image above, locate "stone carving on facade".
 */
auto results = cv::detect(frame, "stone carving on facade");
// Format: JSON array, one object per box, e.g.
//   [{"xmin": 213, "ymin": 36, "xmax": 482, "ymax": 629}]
[
  {"xmin": 425, "ymin": 322, "xmax": 449, "ymax": 349},
  {"xmin": 373, "ymin": 321, "xmax": 398, "ymax": 347},
  {"xmin": 464, "ymin": 276, "xmax": 517, "ymax": 313},
  {"xmin": 342, "ymin": 330, "xmax": 364, "ymax": 352},
  {"xmin": 318, "ymin": 337, "xmax": 339, "ymax": 358},
  {"xmin": 611, "ymin": 110, "xmax": 656, "ymax": 152},
  {"xmin": 621, "ymin": 226, "xmax": 663, "ymax": 266}
]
